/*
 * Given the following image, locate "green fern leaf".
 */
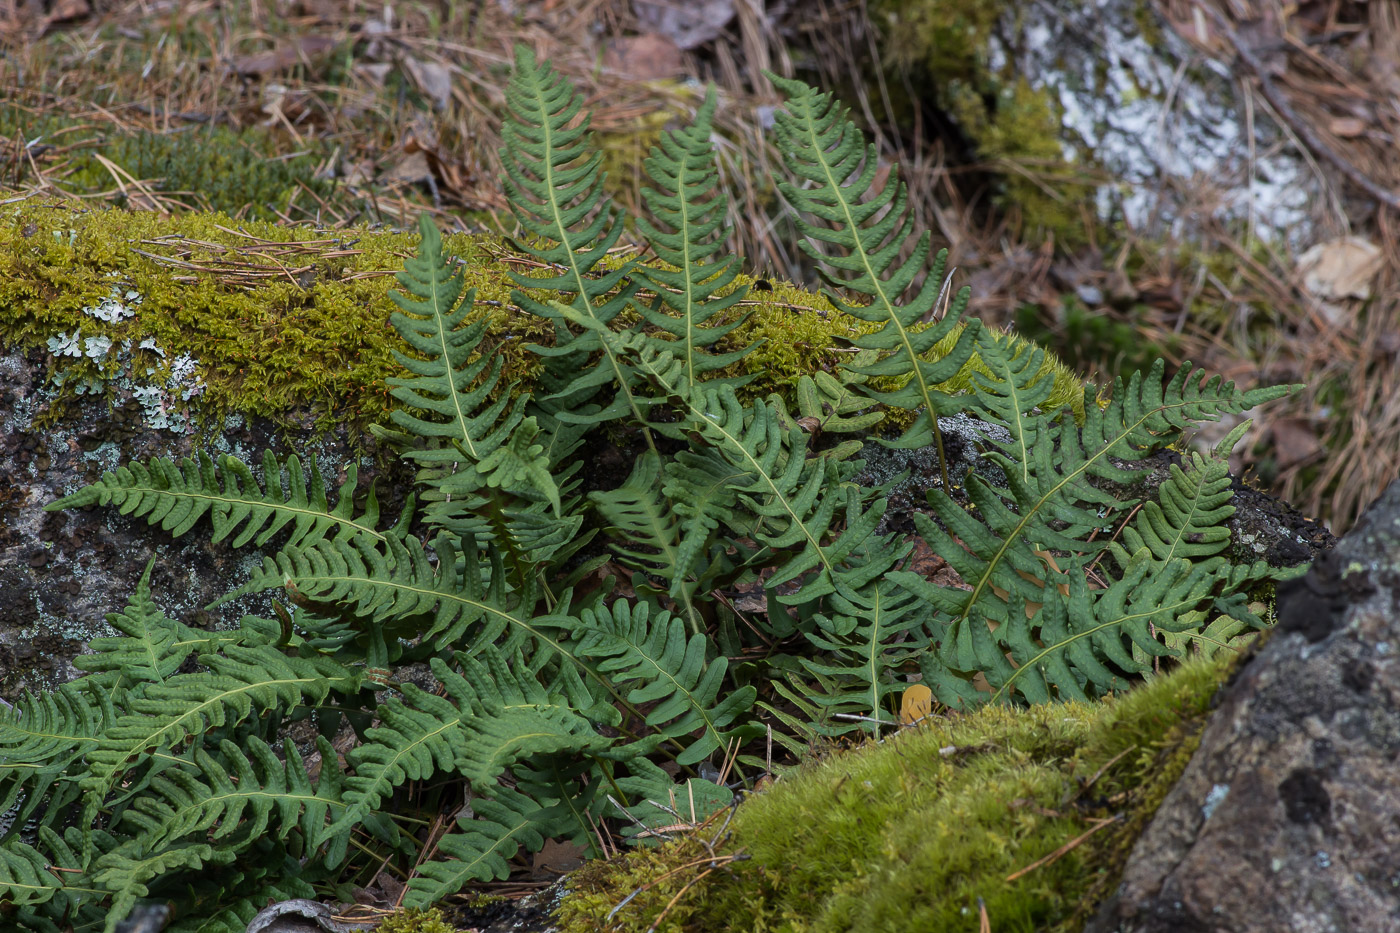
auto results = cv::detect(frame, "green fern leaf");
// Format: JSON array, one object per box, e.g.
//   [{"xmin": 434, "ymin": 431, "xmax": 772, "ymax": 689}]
[
  {"xmin": 121, "ymin": 737, "xmax": 348, "ymax": 863},
  {"xmin": 90, "ymin": 840, "xmax": 220, "ymax": 933},
  {"xmin": 0, "ymin": 681, "xmax": 109, "ymax": 834},
  {"xmin": 1109, "ymin": 447, "xmax": 1238, "ymax": 567},
  {"xmin": 326, "ymin": 650, "xmax": 609, "ymax": 841},
  {"xmin": 45, "ymin": 449, "xmax": 402, "ymax": 549},
  {"xmin": 0, "ymin": 839, "xmax": 64, "ymax": 908},
  {"xmin": 373, "ymin": 214, "xmax": 526, "ymax": 474},
  {"xmin": 474, "ymin": 416, "xmax": 561, "ymax": 515},
  {"xmin": 403, "ymin": 787, "xmax": 552, "ymax": 905},
  {"xmin": 799, "ymin": 578, "xmax": 925, "ymax": 739},
  {"xmin": 82, "ymin": 645, "xmax": 356, "ymax": 807},
  {"xmin": 636, "ymin": 85, "xmax": 757, "ymax": 385},
  {"xmin": 501, "ymin": 45, "xmax": 644, "ymax": 428},
  {"xmin": 564, "ymin": 600, "xmax": 756, "ymax": 766},
  {"xmin": 767, "ymin": 72, "xmax": 982, "ymax": 461},
  {"xmin": 72, "ymin": 558, "xmax": 195, "ymax": 691}
]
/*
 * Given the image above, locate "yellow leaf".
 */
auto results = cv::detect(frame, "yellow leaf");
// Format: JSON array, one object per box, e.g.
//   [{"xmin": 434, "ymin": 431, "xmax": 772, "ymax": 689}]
[{"xmin": 900, "ymin": 684, "xmax": 934, "ymax": 725}]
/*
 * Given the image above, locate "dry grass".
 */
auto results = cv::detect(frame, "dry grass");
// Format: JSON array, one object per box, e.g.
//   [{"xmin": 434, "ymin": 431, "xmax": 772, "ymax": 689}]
[{"xmin": 1, "ymin": 0, "xmax": 1394, "ymax": 532}]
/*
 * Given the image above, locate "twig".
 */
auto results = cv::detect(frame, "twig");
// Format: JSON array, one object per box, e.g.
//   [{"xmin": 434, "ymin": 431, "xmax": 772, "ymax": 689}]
[
  {"xmin": 1191, "ymin": 0, "xmax": 1400, "ymax": 212},
  {"xmin": 1004, "ymin": 814, "xmax": 1123, "ymax": 882}
]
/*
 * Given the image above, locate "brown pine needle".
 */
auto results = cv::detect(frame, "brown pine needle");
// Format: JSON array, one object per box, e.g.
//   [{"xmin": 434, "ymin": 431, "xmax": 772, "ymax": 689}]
[{"xmin": 1005, "ymin": 814, "xmax": 1123, "ymax": 882}]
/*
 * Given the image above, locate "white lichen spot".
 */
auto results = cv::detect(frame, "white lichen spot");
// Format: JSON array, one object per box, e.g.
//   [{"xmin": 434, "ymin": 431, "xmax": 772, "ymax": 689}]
[{"xmin": 1201, "ymin": 782, "xmax": 1230, "ymax": 821}]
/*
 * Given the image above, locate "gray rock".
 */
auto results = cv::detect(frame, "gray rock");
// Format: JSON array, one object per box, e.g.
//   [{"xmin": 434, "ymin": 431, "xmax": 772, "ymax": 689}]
[
  {"xmin": 1088, "ymin": 478, "xmax": 1400, "ymax": 933},
  {"xmin": 0, "ymin": 346, "xmax": 413, "ymax": 695}
]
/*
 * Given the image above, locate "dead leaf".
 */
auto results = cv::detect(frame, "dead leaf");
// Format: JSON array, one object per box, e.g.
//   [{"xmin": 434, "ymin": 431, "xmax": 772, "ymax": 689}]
[
  {"xmin": 1328, "ymin": 117, "xmax": 1368, "ymax": 138},
  {"xmin": 1296, "ymin": 236, "xmax": 1385, "ymax": 300},
  {"xmin": 899, "ymin": 684, "xmax": 934, "ymax": 725},
  {"xmin": 1271, "ymin": 417, "xmax": 1324, "ymax": 469},
  {"xmin": 402, "ymin": 56, "xmax": 454, "ymax": 110},
  {"xmin": 603, "ymin": 33, "xmax": 686, "ymax": 79},
  {"xmin": 634, "ymin": 0, "xmax": 735, "ymax": 49},
  {"xmin": 231, "ymin": 35, "xmax": 336, "ymax": 77},
  {"xmin": 378, "ymin": 150, "xmax": 432, "ymax": 187},
  {"xmin": 532, "ymin": 838, "xmax": 586, "ymax": 878}
]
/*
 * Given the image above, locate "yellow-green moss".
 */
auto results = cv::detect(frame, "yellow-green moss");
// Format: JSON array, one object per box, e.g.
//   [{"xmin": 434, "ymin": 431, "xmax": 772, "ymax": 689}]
[
  {"xmin": 0, "ymin": 201, "xmax": 1091, "ymax": 445},
  {"xmin": 873, "ymin": 0, "xmax": 1096, "ymax": 245},
  {"xmin": 559, "ymin": 654, "xmax": 1235, "ymax": 933}
]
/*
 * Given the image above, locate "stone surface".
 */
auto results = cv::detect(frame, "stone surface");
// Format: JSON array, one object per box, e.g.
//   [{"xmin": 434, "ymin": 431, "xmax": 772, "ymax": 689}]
[
  {"xmin": 0, "ymin": 345, "xmax": 414, "ymax": 694},
  {"xmin": 1088, "ymin": 478, "xmax": 1400, "ymax": 933}
]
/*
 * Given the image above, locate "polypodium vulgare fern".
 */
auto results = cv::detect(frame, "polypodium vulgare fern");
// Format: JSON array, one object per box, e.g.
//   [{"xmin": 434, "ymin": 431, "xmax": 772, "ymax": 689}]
[{"xmin": 1, "ymin": 46, "xmax": 1306, "ymax": 931}]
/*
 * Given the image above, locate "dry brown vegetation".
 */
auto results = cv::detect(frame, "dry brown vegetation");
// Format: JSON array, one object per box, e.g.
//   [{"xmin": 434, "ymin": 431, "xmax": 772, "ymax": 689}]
[{"xmin": 0, "ymin": 0, "xmax": 1395, "ymax": 533}]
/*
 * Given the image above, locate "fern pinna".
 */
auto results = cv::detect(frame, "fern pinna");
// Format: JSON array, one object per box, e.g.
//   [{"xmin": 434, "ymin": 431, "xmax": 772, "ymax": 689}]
[{"xmin": 1, "ymin": 46, "xmax": 1304, "ymax": 929}]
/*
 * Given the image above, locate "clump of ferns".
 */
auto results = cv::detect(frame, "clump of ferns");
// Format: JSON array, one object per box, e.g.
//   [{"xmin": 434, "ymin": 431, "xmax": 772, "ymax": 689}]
[{"xmin": 0, "ymin": 47, "xmax": 1302, "ymax": 932}]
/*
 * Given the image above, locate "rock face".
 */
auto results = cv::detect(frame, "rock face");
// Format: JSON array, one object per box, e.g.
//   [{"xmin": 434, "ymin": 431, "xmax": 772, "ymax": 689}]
[
  {"xmin": 0, "ymin": 345, "xmax": 414, "ymax": 694},
  {"xmin": 1089, "ymin": 479, "xmax": 1400, "ymax": 933}
]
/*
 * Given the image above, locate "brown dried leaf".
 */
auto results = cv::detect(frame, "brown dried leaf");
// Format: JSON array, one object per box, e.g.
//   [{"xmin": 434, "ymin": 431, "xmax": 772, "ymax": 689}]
[
  {"xmin": 602, "ymin": 33, "xmax": 686, "ymax": 79},
  {"xmin": 231, "ymin": 35, "xmax": 336, "ymax": 77}
]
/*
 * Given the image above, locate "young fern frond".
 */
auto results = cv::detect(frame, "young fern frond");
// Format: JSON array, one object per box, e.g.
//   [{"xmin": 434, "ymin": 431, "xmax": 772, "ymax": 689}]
[
  {"xmin": 44, "ymin": 449, "xmax": 404, "ymax": 549},
  {"xmin": 636, "ymin": 85, "xmax": 756, "ymax": 385},
  {"xmin": 502, "ymin": 47, "xmax": 646, "ymax": 433},
  {"xmin": 767, "ymin": 72, "xmax": 982, "ymax": 487}
]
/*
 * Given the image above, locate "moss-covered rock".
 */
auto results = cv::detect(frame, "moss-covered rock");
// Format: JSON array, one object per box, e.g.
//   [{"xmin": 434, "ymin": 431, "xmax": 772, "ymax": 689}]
[
  {"xmin": 558, "ymin": 653, "xmax": 1239, "ymax": 932},
  {"xmin": 0, "ymin": 199, "xmax": 1088, "ymax": 442}
]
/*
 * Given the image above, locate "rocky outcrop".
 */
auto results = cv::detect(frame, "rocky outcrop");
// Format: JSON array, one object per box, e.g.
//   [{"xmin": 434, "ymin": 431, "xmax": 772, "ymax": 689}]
[{"xmin": 1088, "ymin": 478, "xmax": 1400, "ymax": 933}]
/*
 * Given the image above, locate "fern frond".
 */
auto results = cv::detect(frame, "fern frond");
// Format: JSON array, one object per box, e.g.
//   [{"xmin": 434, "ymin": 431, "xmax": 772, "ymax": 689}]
[
  {"xmin": 71, "ymin": 558, "xmax": 193, "ymax": 691},
  {"xmin": 121, "ymin": 737, "xmax": 348, "ymax": 863},
  {"xmin": 564, "ymin": 600, "xmax": 756, "ymax": 766},
  {"xmin": 0, "ymin": 681, "xmax": 110, "ymax": 833},
  {"xmin": 90, "ymin": 839, "xmax": 220, "ymax": 933},
  {"xmin": 402, "ymin": 787, "xmax": 551, "ymax": 906},
  {"xmin": 768, "ymin": 72, "xmax": 981, "ymax": 469},
  {"xmin": 0, "ymin": 839, "xmax": 65, "ymax": 908},
  {"xmin": 501, "ymin": 45, "xmax": 644, "ymax": 429},
  {"xmin": 327, "ymin": 651, "xmax": 609, "ymax": 840},
  {"xmin": 82, "ymin": 645, "xmax": 356, "ymax": 806},
  {"xmin": 612, "ymin": 756, "xmax": 733, "ymax": 845},
  {"xmin": 1108, "ymin": 446, "xmax": 1238, "ymax": 568},
  {"xmin": 45, "ymin": 449, "xmax": 403, "ymax": 548},
  {"xmin": 636, "ymin": 85, "xmax": 756, "ymax": 385},
  {"xmin": 590, "ymin": 450, "xmax": 740, "ymax": 632},
  {"xmin": 223, "ymin": 531, "xmax": 520, "ymax": 651},
  {"xmin": 473, "ymin": 416, "xmax": 562, "ymax": 516},
  {"xmin": 798, "ymin": 578, "xmax": 925, "ymax": 739},
  {"xmin": 374, "ymin": 214, "xmax": 526, "ymax": 475}
]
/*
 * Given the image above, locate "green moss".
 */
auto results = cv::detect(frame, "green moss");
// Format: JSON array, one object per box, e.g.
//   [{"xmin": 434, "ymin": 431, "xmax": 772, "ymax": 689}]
[
  {"xmin": 0, "ymin": 201, "xmax": 1094, "ymax": 450},
  {"xmin": 561, "ymin": 655, "xmax": 1234, "ymax": 933}
]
